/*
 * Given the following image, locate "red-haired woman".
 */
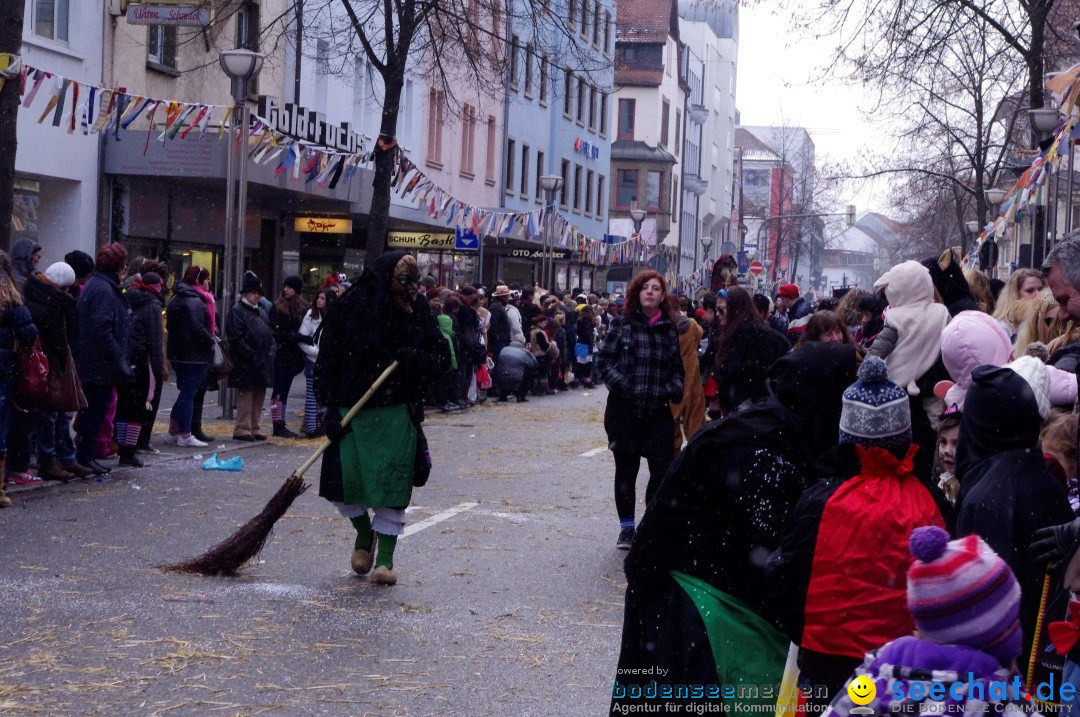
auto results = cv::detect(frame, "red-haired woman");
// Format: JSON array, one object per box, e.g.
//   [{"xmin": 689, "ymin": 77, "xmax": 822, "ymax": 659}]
[{"xmin": 595, "ymin": 270, "xmax": 684, "ymax": 550}]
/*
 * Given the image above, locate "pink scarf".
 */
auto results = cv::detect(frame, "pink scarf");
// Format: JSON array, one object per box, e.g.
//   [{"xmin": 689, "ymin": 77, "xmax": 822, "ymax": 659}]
[{"xmin": 192, "ymin": 283, "xmax": 218, "ymax": 336}]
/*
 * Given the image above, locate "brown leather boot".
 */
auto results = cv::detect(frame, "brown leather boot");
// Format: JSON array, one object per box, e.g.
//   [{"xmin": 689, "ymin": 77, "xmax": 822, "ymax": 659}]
[
  {"xmin": 0, "ymin": 458, "xmax": 10, "ymax": 508},
  {"xmin": 39, "ymin": 459, "xmax": 74, "ymax": 482},
  {"xmin": 62, "ymin": 462, "xmax": 95, "ymax": 479}
]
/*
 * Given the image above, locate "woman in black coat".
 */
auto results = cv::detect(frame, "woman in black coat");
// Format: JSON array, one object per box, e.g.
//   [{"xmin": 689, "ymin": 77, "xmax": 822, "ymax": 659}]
[
  {"xmin": 226, "ymin": 272, "xmax": 275, "ymax": 441},
  {"xmin": 0, "ymin": 251, "xmax": 38, "ymax": 506},
  {"xmin": 165, "ymin": 276, "xmax": 214, "ymax": 447},
  {"xmin": 711, "ymin": 287, "xmax": 791, "ymax": 417},
  {"xmin": 594, "ymin": 270, "xmax": 684, "ymax": 550},
  {"xmin": 74, "ymin": 243, "xmax": 132, "ymax": 475},
  {"xmin": 268, "ymin": 275, "xmax": 309, "ymax": 438},
  {"xmin": 116, "ymin": 272, "xmax": 166, "ymax": 465}
]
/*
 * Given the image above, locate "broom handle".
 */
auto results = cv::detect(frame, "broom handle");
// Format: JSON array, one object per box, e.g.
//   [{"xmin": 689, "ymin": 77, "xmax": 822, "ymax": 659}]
[{"xmin": 292, "ymin": 360, "xmax": 400, "ymax": 479}]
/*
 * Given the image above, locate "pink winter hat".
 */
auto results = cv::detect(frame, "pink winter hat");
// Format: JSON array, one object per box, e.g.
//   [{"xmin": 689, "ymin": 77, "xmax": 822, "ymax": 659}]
[{"xmin": 937, "ymin": 311, "xmax": 1012, "ymax": 412}]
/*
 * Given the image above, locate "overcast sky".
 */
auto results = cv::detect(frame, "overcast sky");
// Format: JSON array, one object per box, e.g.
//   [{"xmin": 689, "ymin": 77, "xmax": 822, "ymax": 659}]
[{"xmin": 735, "ymin": 3, "xmax": 890, "ymax": 216}]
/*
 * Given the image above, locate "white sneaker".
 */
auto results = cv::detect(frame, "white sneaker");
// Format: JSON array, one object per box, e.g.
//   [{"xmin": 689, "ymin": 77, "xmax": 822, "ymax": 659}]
[
  {"xmin": 176, "ymin": 435, "xmax": 208, "ymax": 448},
  {"xmin": 163, "ymin": 434, "xmax": 179, "ymax": 445}
]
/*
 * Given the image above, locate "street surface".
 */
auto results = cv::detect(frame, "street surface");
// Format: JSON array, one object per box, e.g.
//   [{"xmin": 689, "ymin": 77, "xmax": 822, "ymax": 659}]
[{"xmin": 0, "ymin": 388, "xmax": 628, "ymax": 716}]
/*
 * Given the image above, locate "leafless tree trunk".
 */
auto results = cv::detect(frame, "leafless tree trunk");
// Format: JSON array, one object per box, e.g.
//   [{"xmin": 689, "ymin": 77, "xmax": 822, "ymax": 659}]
[{"xmin": 0, "ymin": 1, "xmax": 23, "ymax": 253}]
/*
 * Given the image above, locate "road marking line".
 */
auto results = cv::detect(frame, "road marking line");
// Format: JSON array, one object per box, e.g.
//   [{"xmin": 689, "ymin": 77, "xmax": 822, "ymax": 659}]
[
  {"xmin": 580, "ymin": 447, "xmax": 606, "ymax": 457},
  {"xmin": 403, "ymin": 501, "xmax": 479, "ymax": 537}
]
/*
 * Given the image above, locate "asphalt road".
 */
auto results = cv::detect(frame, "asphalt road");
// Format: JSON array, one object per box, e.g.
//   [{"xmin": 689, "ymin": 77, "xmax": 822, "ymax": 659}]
[{"xmin": 0, "ymin": 387, "xmax": 632, "ymax": 716}]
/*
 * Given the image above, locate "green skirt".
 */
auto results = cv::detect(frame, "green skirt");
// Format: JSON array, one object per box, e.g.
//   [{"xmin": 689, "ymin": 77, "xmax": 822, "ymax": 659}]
[{"xmin": 337, "ymin": 404, "xmax": 417, "ymax": 507}]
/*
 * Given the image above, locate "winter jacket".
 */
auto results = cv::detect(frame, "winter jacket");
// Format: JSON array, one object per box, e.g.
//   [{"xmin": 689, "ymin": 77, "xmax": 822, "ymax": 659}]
[
  {"xmin": 488, "ymin": 300, "xmax": 512, "ymax": 356},
  {"xmin": 711, "ymin": 321, "xmax": 791, "ymax": 413},
  {"xmin": 166, "ymin": 282, "xmax": 214, "ymax": 365},
  {"xmin": 75, "ymin": 271, "xmax": 133, "ymax": 385},
  {"xmin": 297, "ymin": 310, "xmax": 322, "ymax": 361},
  {"xmin": 1050, "ymin": 340, "xmax": 1080, "ymax": 375},
  {"xmin": 785, "ymin": 296, "xmax": 811, "ymax": 332},
  {"xmin": 595, "ymin": 311, "xmax": 684, "ymax": 418},
  {"xmin": 10, "ymin": 238, "xmax": 40, "ymax": 291},
  {"xmin": 23, "ymin": 273, "xmax": 76, "ymax": 367},
  {"xmin": 617, "ymin": 343, "xmax": 858, "ymax": 692},
  {"xmin": 576, "ymin": 314, "xmax": 596, "ymax": 353},
  {"xmin": 0, "ymin": 304, "xmax": 38, "ymax": 375},
  {"xmin": 270, "ymin": 303, "xmax": 307, "ymax": 373},
  {"xmin": 456, "ymin": 304, "xmax": 482, "ymax": 368},
  {"xmin": 871, "ymin": 260, "xmax": 951, "ymax": 395},
  {"xmin": 529, "ymin": 326, "xmax": 556, "ymax": 358},
  {"xmin": 313, "ymin": 258, "xmax": 450, "ymax": 411},
  {"xmin": 127, "ymin": 287, "xmax": 166, "ymax": 379},
  {"xmin": 506, "ymin": 304, "xmax": 525, "ymax": 344},
  {"xmin": 824, "ymin": 636, "xmax": 1027, "ymax": 717},
  {"xmin": 225, "ymin": 299, "xmax": 275, "ymax": 389},
  {"xmin": 955, "ymin": 364, "xmax": 1074, "ymax": 669},
  {"xmin": 437, "ymin": 313, "xmax": 458, "ymax": 370},
  {"xmin": 767, "ymin": 444, "xmax": 946, "ymax": 671},
  {"xmin": 494, "ymin": 341, "xmax": 537, "ymax": 389}
]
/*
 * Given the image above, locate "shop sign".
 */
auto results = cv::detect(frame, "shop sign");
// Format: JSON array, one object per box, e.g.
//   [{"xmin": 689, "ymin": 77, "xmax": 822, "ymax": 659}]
[
  {"xmin": 387, "ymin": 232, "xmax": 455, "ymax": 249},
  {"xmin": 258, "ymin": 96, "xmax": 364, "ymax": 154},
  {"xmin": 574, "ymin": 137, "xmax": 601, "ymax": 160},
  {"xmin": 510, "ymin": 248, "xmax": 571, "ymax": 260},
  {"xmin": 126, "ymin": 4, "xmax": 212, "ymax": 25},
  {"xmin": 295, "ymin": 217, "xmax": 352, "ymax": 234}
]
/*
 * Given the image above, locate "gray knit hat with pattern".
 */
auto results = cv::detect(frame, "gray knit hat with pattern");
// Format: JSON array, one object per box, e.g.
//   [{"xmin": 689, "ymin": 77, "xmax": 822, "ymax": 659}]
[{"xmin": 839, "ymin": 356, "xmax": 912, "ymax": 448}]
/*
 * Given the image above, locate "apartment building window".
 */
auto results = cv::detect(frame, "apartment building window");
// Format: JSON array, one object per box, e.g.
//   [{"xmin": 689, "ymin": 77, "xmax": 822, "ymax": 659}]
[
  {"xmin": 427, "ymin": 89, "xmax": 445, "ymax": 166},
  {"xmin": 596, "ymin": 175, "xmax": 606, "ymax": 217},
  {"xmin": 616, "ymin": 169, "xmax": 638, "ymax": 209},
  {"xmin": 520, "ymin": 144, "xmax": 530, "ymax": 197},
  {"xmin": 646, "ymin": 170, "xmax": 662, "ymax": 211},
  {"xmin": 147, "ymin": 26, "xmax": 177, "ymax": 69},
  {"xmin": 535, "ymin": 150, "xmax": 545, "ymax": 201},
  {"xmin": 588, "ymin": 87, "xmax": 597, "ymax": 131},
  {"xmin": 660, "ymin": 98, "xmax": 670, "ymax": 147},
  {"xmin": 600, "ymin": 93, "xmax": 608, "ymax": 136},
  {"xmin": 461, "ymin": 104, "xmax": 477, "ymax": 177},
  {"xmin": 672, "ymin": 177, "xmax": 679, "ymax": 221},
  {"xmin": 576, "ymin": 78, "xmax": 586, "ymax": 124},
  {"xmin": 568, "ymin": 0, "xmax": 576, "ymax": 29},
  {"xmin": 236, "ymin": 1, "xmax": 259, "ymax": 49},
  {"xmin": 539, "ymin": 55, "xmax": 549, "ymax": 105},
  {"xmin": 617, "ymin": 99, "xmax": 635, "ymax": 140},
  {"xmin": 604, "ymin": 12, "xmax": 612, "ymax": 54},
  {"xmin": 485, "ymin": 115, "xmax": 497, "ymax": 184},
  {"xmin": 505, "ymin": 138, "xmax": 516, "ymax": 193},
  {"xmin": 34, "ymin": 0, "xmax": 69, "ymax": 42},
  {"xmin": 524, "ymin": 44, "xmax": 535, "ymax": 97},
  {"xmin": 560, "ymin": 158, "xmax": 570, "ymax": 208},
  {"xmin": 563, "ymin": 70, "xmax": 573, "ymax": 117},
  {"xmin": 592, "ymin": 2, "xmax": 601, "ymax": 46},
  {"xmin": 509, "ymin": 35, "xmax": 520, "ymax": 90},
  {"xmin": 573, "ymin": 164, "xmax": 583, "ymax": 212},
  {"xmin": 585, "ymin": 169, "xmax": 594, "ymax": 215},
  {"xmin": 580, "ymin": 0, "xmax": 589, "ymax": 38},
  {"xmin": 675, "ymin": 109, "xmax": 681, "ymax": 156}
]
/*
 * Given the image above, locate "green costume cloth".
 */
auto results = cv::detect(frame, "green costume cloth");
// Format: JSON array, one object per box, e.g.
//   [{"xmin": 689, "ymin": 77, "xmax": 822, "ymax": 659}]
[
  {"xmin": 671, "ymin": 570, "xmax": 787, "ymax": 710},
  {"xmin": 436, "ymin": 313, "xmax": 457, "ymax": 369},
  {"xmin": 337, "ymin": 404, "xmax": 417, "ymax": 507}
]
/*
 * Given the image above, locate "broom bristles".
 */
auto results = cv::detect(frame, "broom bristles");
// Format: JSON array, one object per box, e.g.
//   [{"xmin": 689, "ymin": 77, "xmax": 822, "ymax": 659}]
[{"xmin": 164, "ymin": 474, "xmax": 310, "ymax": 575}]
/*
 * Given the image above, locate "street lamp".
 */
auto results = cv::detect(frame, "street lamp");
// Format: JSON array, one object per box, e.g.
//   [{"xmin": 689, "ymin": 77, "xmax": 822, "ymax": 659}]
[
  {"xmin": 700, "ymin": 235, "xmax": 713, "ymax": 261},
  {"xmin": 629, "ymin": 205, "xmax": 647, "ymax": 277},
  {"xmin": 1029, "ymin": 107, "xmax": 1061, "ymax": 268},
  {"xmin": 218, "ymin": 49, "xmax": 264, "ymax": 419},
  {"xmin": 985, "ymin": 187, "xmax": 1006, "ymax": 207},
  {"xmin": 539, "ymin": 175, "xmax": 563, "ymax": 290}
]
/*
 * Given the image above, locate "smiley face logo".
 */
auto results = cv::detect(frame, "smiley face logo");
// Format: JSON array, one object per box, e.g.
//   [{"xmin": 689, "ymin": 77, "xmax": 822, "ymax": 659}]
[{"xmin": 847, "ymin": 675, "xmax": 876, "ymax": 706}]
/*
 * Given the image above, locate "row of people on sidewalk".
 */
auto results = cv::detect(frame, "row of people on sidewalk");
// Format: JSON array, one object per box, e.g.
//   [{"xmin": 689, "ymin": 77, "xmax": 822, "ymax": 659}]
[{"xmin": 597, "ymin": 245, "xmax": 1080, "ymax": 713}]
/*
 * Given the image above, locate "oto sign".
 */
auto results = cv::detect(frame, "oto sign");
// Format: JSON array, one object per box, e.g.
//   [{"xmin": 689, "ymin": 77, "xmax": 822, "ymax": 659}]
[{"xmin": 748, "ymin": 260, "xmax": 764, "ymax": 276}]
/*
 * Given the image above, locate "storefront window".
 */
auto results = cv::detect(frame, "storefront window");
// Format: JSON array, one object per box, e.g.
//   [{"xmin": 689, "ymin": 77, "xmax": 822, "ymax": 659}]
[{"xmin": 170, "ymin": 247, "xmax": 221, "ymax": 292}]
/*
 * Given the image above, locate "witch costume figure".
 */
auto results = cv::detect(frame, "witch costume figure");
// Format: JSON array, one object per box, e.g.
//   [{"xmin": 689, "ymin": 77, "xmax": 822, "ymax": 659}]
[{"xmin": 313, "ymin": 252, "xmax": 451, "ymax": 585}]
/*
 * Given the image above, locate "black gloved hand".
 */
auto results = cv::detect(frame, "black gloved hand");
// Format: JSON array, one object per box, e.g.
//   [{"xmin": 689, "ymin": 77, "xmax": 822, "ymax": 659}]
[
  {"xmin": 395, "ymin": 346, "xmax": 422, "ymax": 372},
  {"xmin": 1030, "ymin": 518, "xmax": 1080, "ymax": 565},
  {"xmin": 323, "ymin": 411, "xmax": 352, "ymax": 443}
]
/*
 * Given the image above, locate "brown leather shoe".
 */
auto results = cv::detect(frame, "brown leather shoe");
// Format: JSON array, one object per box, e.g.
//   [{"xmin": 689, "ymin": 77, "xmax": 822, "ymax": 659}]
[
  {"xmin": 63, "ymin": 463, "xmax": 95, "ymax": 479},
  {"xmin": 39, "ymin": 459, "xmax": 74, "ymax": 482},
  {"xmin": 371, "ymin": 565, "xmax": 397, "ymax": 586},
  {"xmin": 350, "ymin": 534, "xmax": 377, "ymax": 575}
]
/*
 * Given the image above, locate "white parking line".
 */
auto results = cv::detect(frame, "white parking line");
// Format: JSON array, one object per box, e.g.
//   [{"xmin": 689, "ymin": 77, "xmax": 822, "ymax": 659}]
[
  {"xmin": 580, "ymin": 447, "xmax": 606, "ymax": 457},
  {"xmin": 403, "ymin": 501, "xmax": 479, "ymax": 537}
]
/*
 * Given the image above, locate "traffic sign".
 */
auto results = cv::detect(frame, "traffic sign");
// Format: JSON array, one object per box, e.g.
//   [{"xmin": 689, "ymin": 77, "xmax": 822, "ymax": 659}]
[
  {"xmin": 748, "ymin": 260, "xmax": 764, "ymax": 276},
  {"xmin": 454, "ymin": 226, "xmax": 479, "ymax": 251}
]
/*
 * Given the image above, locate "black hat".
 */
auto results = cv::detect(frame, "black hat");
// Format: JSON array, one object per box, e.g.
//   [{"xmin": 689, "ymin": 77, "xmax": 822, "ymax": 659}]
[
  {"xmin": 64, "ymin": 250, "xmax": 94, "ymax": 279},
  {"xmin": 283, "ymin": 275, "xmax": 303, "ymax": 293},
  {"xmin": 241, "ymin": 271, "xmax": 264, "ymax": 294}
]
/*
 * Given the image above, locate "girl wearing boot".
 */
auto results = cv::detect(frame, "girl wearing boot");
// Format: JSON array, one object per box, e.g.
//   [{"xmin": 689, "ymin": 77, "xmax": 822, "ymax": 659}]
[
  {"xmin": 186, "ymin": 267, "xmax": 218, "ymax": 443},
  {"xmin": 314, "ymin": 253, "xmax": 451, "ymax": 586},
  {"xmin": 298, "ymin": 289, "xmax": 334, "ymax": 438},
  {"xmin": 164, "ymin": 267, "xmax": 214, "ymax": 447},
  {"xmin": 269, "ymin": 276, "xmax": 308, "ymax": 438},
  {"xmin": 116, "ymin": 272, "xmax": 165, "ymax": 466},
  {"xmin": 0, "ymin": 251, "xmax": 38, "ymax": 506}
]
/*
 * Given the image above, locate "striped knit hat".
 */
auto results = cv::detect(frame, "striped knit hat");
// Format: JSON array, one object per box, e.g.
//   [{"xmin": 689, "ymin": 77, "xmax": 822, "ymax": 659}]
[
  {"xmin": 907, "ymin": 526, "xmax": 1021, "ymax": 663},
  {"xmin": 838, "ymin": 356, "xmax": 911, "ymax": 448}
]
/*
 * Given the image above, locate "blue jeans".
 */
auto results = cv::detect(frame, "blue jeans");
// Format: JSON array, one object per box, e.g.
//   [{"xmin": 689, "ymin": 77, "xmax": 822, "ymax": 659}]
[
  {"xmin": 37, "ymin": 411, "xmax": 76, "ymax": 465},
  {"xmin": 170, "ymin": 362, "xmax": 208, "ymax": 435},
  {"xmin": 1065, "ymin": 659, "xmax": 1079, "ymax": 715},
  {"xmin": 0, "ymin": 372, "xmax": 13, "ymax": 454},
  {"xmin": 76, "ymin": 382, "xmax": 114, "ymax": 464}
]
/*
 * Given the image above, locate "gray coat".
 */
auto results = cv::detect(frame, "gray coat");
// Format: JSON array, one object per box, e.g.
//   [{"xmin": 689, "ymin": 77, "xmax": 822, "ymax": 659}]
[
  {"xmin": 494, "ymin": 341, "xmax": 537, "ymax": 390},
  {"xmin": 225, "ymin": 300, "xmax": 275, "ymax": 389}
]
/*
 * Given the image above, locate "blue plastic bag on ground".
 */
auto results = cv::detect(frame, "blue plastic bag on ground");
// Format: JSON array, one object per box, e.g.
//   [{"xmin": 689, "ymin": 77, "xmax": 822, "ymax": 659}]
[{"xmin": 202, "ymin": 453, "xmax": 244, "ymax": 471}]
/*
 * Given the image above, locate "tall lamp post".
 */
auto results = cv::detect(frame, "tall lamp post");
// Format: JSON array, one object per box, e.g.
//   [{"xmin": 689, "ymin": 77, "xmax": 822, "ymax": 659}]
[
  {"xmin": 629, "ymin": 205, "xmax": 647, "ymax": 278},
  {"xmin": 1029, "ymin": 107, "xmax": 1061, "ymax": 268},
  {"xmin": 983, "ymin": 187, "xmax": 1006, "ymax": 275},
  {"xmin": 218, "ymin": 49, "xmax": 264, "ymax": 419},
  {"xmin": 964, "ymin": 219, "xmax": 981, "ymax": 256},
  {"xmin": 700, "ymin": 235, "xmax": 713, "ymax": 292},
  {"xmin": 539, "ymin": 175, "xmax": 564, "ymax": 290}
]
